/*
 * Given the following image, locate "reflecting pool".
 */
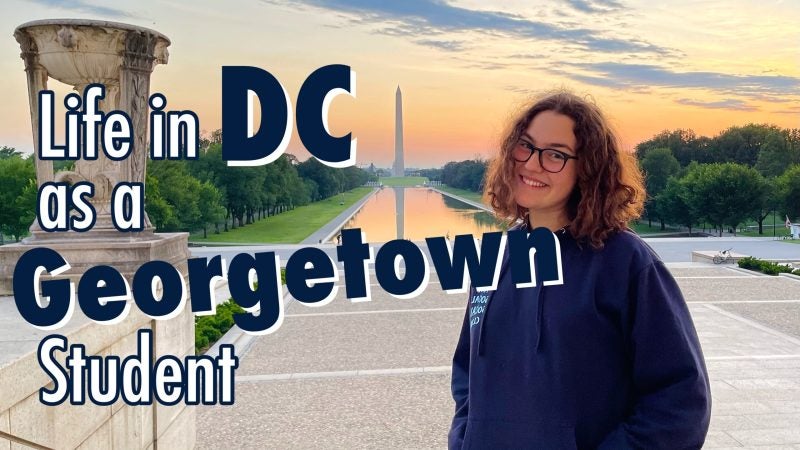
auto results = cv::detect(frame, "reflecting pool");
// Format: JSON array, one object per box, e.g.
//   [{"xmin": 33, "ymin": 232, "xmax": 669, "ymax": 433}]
[{"xmin": 338, "ymin": 187, "xmax": 504, "ymax": 242}]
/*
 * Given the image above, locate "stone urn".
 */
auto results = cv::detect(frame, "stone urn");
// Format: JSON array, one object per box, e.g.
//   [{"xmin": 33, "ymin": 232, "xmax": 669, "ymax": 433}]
[{"xmin": 14, "ymin": 19, "xmax": 170, "ymax": 241}]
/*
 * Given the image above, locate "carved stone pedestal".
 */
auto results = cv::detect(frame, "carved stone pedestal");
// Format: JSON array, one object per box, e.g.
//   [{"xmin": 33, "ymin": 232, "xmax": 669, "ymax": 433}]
[
  {"xmin": 0, "ymin": 233, "xmax": 188, "ymax": 296},
  {"xmin": 0, "ymin": 20, "xmax": 196, "ymax": 449}
]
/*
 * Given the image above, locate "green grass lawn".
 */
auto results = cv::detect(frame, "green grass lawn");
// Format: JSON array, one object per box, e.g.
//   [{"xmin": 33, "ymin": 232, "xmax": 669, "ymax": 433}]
[
  {"xmin": 634, "ymin": 222, "xmax": 788, "ymax": 238},
  {"xmin": 379, "ymin": 176, "xmax": 428, "ymax": 186},
  {"xmin": 703, "ymin": 219, "xmax": 787, "ymax": 237},
  {"xmin": 736, "ymin": 219, "xmax": 791, "ymax": 237},
  {"xmin": 736, "ymin": 229, "xmax": 789, "ymax": 237},
  {"xmin": 191, "ymin": 187, "xmax": 373, "ymax": 244},
  {"xmin": 435, "ymin": 185, "xmax": 486, "ymax": 205},
  {"xmin": 629, "ymin": 221, "xmax": 684, "ymax": 235}
]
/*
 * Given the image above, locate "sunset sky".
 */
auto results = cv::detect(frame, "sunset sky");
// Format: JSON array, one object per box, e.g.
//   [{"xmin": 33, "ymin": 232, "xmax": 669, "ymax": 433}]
[{"xmin": 0, "ymin": 0, "xmax": 797, "ymax": 167}]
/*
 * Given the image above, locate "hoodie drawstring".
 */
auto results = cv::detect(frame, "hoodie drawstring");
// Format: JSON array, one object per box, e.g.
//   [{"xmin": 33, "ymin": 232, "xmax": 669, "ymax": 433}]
[{"xmin": 534, "ymin": 285, "xmax": 545, "ymax": 352}]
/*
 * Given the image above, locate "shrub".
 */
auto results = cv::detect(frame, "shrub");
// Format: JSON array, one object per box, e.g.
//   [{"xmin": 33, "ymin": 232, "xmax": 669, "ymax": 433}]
[
  {"xmin": 193, "ymin": 269, "xmax": 285, "ymax": 353},
  {"xmin": 738, "ymin": 257, "xmax": 794, "ymax": 276},
  {"xmin": 760, "ymin": 264, "xmax": 779, "ymax": 276},
  {"xmin": 195, "ymin": 300, "xmax": 246, "ymax": 354},
  {"xmin": 737, "ymin": 256, "xmax": 761, "ymax": 271}
]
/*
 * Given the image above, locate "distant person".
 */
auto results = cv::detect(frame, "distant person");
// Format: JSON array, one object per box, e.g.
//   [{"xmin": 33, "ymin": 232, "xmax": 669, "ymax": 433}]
[
  {"xmin": 448, "ymin": 91, "xmax": 710, "ymax": 449},
  {"xmin": 336, "ymin": 234, "xmax": 342, "ymax": 245}
]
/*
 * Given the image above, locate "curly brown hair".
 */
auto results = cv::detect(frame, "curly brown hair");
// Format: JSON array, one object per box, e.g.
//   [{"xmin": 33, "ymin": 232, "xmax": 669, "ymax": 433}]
[{"xmin": 483, "ymin": 91, "xmax": 645, "ymax": 248}]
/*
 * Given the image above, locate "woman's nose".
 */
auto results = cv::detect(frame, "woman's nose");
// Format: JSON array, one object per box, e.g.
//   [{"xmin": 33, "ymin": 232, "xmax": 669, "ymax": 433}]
[{"xmin": 524, "ymin": 151, "xmax": 543, "ymax": 171}]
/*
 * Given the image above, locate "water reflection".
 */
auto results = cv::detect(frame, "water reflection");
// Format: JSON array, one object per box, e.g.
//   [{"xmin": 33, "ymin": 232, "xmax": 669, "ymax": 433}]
[
  {"xmin": 339, "ymin": 187, "xmax": 503, "ymax": 242},
  {"xmin": 395, "ymin": 187, "xmax": 404, "ymax": 239}
]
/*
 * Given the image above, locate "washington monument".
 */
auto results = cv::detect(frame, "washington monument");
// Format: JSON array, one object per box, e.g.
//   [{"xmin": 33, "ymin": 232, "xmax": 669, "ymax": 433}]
[{"xmin": 393, "ymin": 86, "xmax": 405, "ymax": 177}]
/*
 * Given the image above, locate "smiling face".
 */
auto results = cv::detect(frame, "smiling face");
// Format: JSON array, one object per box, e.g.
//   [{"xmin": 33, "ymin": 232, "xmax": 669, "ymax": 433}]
[{"xmin": 513, "ymin": 110, "xmax": 579, "ymax": 229}]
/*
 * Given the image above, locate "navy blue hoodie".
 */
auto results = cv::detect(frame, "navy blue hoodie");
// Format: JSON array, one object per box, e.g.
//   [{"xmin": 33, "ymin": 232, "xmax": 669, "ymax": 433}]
[{"xmin": 448, "ymin": 227, "xmax": 711, "ymax": 449}]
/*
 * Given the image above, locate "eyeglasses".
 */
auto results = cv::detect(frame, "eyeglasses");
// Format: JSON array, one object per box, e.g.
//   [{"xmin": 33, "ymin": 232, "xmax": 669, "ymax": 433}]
[{"xmin": 511, "ymin": 139, "xmax": 578, "ymax": 173}]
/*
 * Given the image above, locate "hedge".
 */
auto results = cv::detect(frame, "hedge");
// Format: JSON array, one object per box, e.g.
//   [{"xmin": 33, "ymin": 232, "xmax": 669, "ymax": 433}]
[
  {"xmin": 737, "ymin": 256, "xmax": 799, "ymax": 276},
  {"xmin": 194, "ymin": 270, "xmax": 286, "ymax": 354},
  {"xmin": 195, "ymin": 300, "xmax": 245, "ymax": 354}
]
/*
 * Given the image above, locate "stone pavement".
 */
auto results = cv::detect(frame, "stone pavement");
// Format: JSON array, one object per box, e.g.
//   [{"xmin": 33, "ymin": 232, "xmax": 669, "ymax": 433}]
[
  {"xmin": 644, "ymin": 237, "xmax": 800, "ymax": 264},
  {"xmin": 196, "ymin": 262, "xmax": 800, "ymax": 449}
]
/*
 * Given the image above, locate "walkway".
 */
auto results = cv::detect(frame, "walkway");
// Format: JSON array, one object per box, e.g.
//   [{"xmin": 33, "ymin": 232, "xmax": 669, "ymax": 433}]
[
  {"xmin": 190, "ymin": 235, "xmax": 800, "ymax": 269},
  {"xmin": 645, "ymin": 237, "xmax": 799, "ymax": 263},
  {"xmin": 197, "ymin": 263, "xmax": 800, "ymax": 448},
  {"xmin": 193, "ymin": 189, "xmax": 800, "ymax": 447},
  {"xmin": 429, "ymin": 187, "xmax": 492, "ymax": 213},
  {"xmin": 300, "ymin": 188, "xmax": 378, "ymax": 245}
]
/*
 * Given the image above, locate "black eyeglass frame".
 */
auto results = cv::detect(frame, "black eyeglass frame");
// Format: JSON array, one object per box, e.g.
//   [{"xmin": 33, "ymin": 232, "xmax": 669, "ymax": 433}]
[{"xmin": 512, "ymin": 139, "xmax": 578, "ymax": 173}]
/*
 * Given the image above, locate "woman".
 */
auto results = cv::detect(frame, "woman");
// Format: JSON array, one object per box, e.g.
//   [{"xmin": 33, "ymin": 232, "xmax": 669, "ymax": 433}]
[{"xmin": 448, "ymin": 92, "xmax": 711, "ymax": 449}]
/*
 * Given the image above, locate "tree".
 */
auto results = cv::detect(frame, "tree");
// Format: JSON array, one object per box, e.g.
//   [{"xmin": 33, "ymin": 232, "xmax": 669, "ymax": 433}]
[
  {"xmin": 656, "ymin": 177, "xmax": 699, "ymax": 234},
  {"xmin": 777, "ymin": 165, "xmax": 800, "ymax": 221},
  {"xmin": 710, "ymin": 124, "xmax": 781, "ymax": 166},
  {"xmin": 754, "ymin": 181, "xmax": 778, "ymax": 235},
  {"xmin": 144, "ymin": 174, "xmax": 176, "ymax": 231},
  {"xmin": 0, "ymin": 155, "xmax": 35, "ymax": 241},
  {"xmin": 10, "ymin": 179, "xmax": 37, "ymax": 241},
  {"xmin": 755, "ymin": 131, "xmax": 795, "ymax": 177},
  {"xmin": 297, "ymin": 158, "xmax": 339, "ymax": 200},
  {"xmin": 303, "ymin": 179, "xmax": 319, "ymax": 203},
  {"xmin": 635, "ymin": 129, "xmax": 704, "ymax": 166},
  {"xmin": 341, "ymin": 165, "xmax": 369, "ymax": 190},
  {"xmin": 418, "ymin": 167, "xmax": 442, "ymax": 181},
  {"xmin": 147, "ymin": 160, "xmax": 204, "ymax": 231},
  {"xmin": 193, "ymin": 144, "xmax": 265, "ymax": 228},
  {"xmin": 640, "ymin": 148, "xmax": 680, "ymax": 229},
  {"xmin": 640, "ymin": 148, "xmax": 680, "ymax": 193},
  {"xmin": 441, "ymin": 159, "xmax": 487, "ymax": 192},
  {"xmin": 682, "ymin": 163, "xmax": 765, "ymax": 236},
  {"xmin": 0, "ymin": 146, "xmax": 23, "ymax": 159},
  {"xmin": 197, "ymin": 181, "xmax": 226, "ymax": 238},
  {"xmin": 199, "ymin": 129, "xmax": 222, "ymax": 151},
  {"xmin": 191, "ymin": 143, "xmax": 240, "ymax": 229}
]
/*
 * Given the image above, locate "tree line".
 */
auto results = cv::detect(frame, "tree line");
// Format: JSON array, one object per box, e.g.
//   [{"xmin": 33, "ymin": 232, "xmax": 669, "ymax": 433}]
[
  {"xmin": 414, "ymin": 123, "xmax": 800, "ymax": 236},
  {"xmin": 0, "ymin": 133, "xmax": 374, "ymax": 242},
  {"xmin": 638, "ymin": 124, "xmax": 800, "ymax": 235},
  {"xmin": 414, "ymin": 160, "xmax": 487, "ymax": 192},
  {"xmin": 4, "ymin": 122, "xmax": 799, "ymax": 240}
]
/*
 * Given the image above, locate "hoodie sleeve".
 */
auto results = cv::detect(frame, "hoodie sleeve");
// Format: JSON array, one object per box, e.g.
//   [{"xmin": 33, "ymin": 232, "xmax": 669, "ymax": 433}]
[
  {"xmin": 448, "ymin": 294, "xmax": 472, "ymax": 450},
  {"xmin": 598, "ymin": 261, "xmax": 711, "ymax": 450}
]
